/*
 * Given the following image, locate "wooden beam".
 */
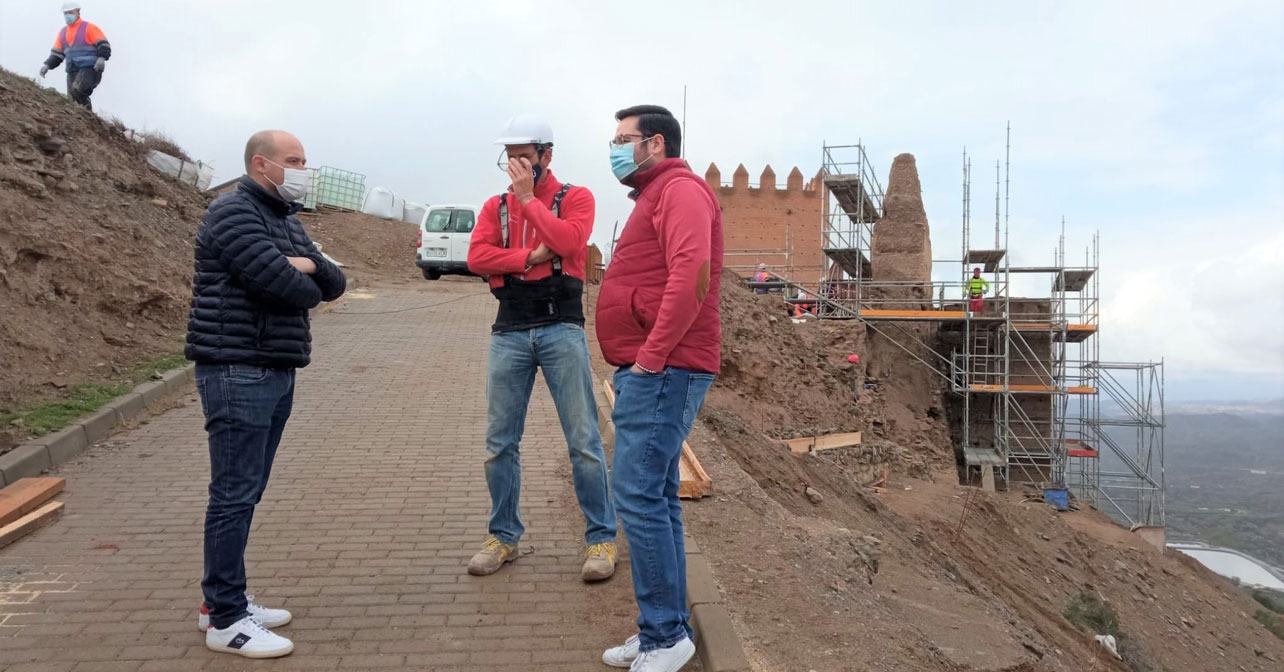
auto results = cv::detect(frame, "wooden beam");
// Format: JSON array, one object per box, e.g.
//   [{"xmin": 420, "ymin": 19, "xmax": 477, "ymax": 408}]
[
  {"xmin": 0, "ymin": 500, "xmax": 64, "ymax": 550},
  {"xmin": 981, "ymin": 466, "xmax": 996, "ymax": 493},
  {"xmin": 783, "ymin": 432, "xmax": 862, "ymax": 453},
  {"xmin": 0, "ymin": 477, "xmax": 66, "ymax": 528},
  {"xmin": 678, "ymin": 445, "xmax": 713, "ymax": 499},
  {"xmin": 602, "ymin": 380, "xmax": 712, "ymax": 499},
  {"xmin": 601, "ymin": 378, "xmax": 616, "ymax": 407}
]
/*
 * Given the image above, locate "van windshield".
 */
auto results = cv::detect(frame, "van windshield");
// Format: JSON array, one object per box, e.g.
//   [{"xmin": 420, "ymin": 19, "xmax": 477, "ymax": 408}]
[{"xmin": 425, "ymin": 210, "xmax": 453, "ymax": 233}]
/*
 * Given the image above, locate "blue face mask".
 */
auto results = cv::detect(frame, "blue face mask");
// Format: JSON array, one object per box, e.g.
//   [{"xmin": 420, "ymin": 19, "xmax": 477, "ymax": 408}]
[
  {"xmin": 64, "ymin": 13, "xmax": 77, "ymax": 25},
  {"xmin": 610, "ymin": 143, "xmax": 639, "ymax": 181}
]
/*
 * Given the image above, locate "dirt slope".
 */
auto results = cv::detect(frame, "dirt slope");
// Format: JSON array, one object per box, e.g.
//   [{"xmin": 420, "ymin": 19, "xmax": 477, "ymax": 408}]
[
  {"xmin": 0, "ymin": 67, "xmax": 423, "ymax": 453},
  {"xmin": 677, "ymin": 276, "xmax": 1284, "ymax": 671},
  {"xmin": 300, "ymin": 210, "xmax": 420, "ymax": 286},
  {"xmin": 0, "ymin": 68, "xmax": 209, "ymax": 416}
]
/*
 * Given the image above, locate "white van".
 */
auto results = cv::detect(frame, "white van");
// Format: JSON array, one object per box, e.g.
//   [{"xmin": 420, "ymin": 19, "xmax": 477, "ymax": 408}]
[{"xmin": 415, "ymin": 205, "xmax": 479, "ymax": 280}]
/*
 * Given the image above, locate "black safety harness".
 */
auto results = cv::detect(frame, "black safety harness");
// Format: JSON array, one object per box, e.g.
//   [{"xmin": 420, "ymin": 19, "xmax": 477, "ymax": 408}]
[{"xmin": 490, "ymin": 183, "xmax": 585, "ymax": 333}]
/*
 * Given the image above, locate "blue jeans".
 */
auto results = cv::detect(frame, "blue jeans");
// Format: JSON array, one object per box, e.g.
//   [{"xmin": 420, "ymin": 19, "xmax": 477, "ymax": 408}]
[
  {"xmin": 196, "ymin": 363, "xmax": 295, "ymax": 630},
  {"xmin": 611, "ymin": 366, "xmax": 715, "ymax": 652},
  {"xmin": 485, "ymin": 322, "xmax": 616, "ymax": 546}
]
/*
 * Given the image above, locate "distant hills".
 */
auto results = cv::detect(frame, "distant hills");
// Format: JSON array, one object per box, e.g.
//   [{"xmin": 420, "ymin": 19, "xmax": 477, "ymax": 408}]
[{"xmin": 1160, "ymin": 411, "xmax": 1284, "ymax": 568}]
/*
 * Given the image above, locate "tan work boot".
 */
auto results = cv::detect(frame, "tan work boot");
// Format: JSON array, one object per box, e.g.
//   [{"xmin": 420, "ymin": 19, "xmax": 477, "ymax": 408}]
[
  {"xmin": 582, "ymin": 542, "xmax": 617, "ymax": 582},
  {"xmin": 467, "ymin": 537, "xmax": 518, "ymax": 576}
]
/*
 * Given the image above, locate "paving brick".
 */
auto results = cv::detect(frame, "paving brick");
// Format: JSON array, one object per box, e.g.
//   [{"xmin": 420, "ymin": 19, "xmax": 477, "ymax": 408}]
[{"xmin": 0, "ymin": 286, "xmax": 670, "ymax": 670}]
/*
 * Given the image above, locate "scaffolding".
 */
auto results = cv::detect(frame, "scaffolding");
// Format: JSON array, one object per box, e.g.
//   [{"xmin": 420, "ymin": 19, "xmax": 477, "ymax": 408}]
[{"xmin": 755, "ymin": 138, "xmax": 1165, "ymax": 521}]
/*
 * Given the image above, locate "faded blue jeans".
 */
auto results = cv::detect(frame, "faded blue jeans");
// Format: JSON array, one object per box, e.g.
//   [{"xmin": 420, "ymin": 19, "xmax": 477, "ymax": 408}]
[
  {"xmin": 611, "ymin": 366, "xmax": 715, "ymax": 652},
  {"xmin": 485, "ymin": 322, "xmax": 616, "ymax": 546},
  {"xmin": 196, "ymin": 363, "xmax": 295, "ymax": 630}
]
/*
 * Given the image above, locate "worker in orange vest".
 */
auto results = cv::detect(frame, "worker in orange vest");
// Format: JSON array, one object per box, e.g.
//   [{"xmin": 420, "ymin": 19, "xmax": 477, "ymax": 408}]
[
  {"xmin": 39, "ymin": 2, "xmax": 111, "ymax": 110},
  {"xmin": 751, "ymin": 263, "xmax": 771, "ymax": 294}
]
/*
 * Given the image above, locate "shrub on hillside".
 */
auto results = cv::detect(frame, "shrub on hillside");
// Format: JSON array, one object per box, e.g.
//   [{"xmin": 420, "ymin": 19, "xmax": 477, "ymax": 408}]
[
  {"xmin": 1256, "ymin": 610, "xmax": 1284, "ymax": 642},
  {"xmin": 1252, "ymin": 589, "xmax": 1284, "ymax": 615},
  {"xmin": 1063, "ymin": 592, "xmax": 1153, "ymax": 671}
]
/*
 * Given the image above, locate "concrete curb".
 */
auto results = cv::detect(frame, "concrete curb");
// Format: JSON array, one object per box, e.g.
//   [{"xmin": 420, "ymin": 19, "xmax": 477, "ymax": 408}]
[
  {"xmin": 594, "ymin": 386, "xmax": 751, "ymax": 672},
  {"xmin": 0, "ymin": 363, "xmax": 195, "ymax": 487}
]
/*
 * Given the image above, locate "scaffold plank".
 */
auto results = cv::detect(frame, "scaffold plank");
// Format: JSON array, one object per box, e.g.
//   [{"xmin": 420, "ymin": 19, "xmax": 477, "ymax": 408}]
[
  {"xmin": 1068, "ymin": 449, "xmax": 1099, "ymax": 458},
  {"xmin": 822, "ymin": 173, "xmax": 879, "ymax": 222},
  {"xmin": 1056, "ymin": 269, "xmax": 1095, "ymax": 292},
  {"xmin": 822, "ymin": 247, "xmax": 872, "ymax": 278},
  {"xmin": 965, "ymin": 249, "xmax": 1007, "ymax": 272}
]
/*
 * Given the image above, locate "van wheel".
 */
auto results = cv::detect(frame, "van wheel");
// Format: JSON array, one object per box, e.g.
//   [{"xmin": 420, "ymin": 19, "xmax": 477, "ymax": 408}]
[{"xmin": 422, "ymin": 269, "xmax": 441, "ymax": 280}]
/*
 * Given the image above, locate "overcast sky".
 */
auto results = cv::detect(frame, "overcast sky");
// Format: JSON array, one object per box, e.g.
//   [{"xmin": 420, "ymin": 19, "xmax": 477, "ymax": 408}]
[{"xmin": 2, "ymin": 0, "xmax": 1281, "ymax": 403}]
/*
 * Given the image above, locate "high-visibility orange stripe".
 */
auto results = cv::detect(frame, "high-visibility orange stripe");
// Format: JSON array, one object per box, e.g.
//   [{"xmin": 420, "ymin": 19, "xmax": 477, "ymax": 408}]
[
  {"xmin": 968, "ymin": 384, "xmax": 1097, "ymax": 394},
  {"xmin": 859, "ymin": 310, "xmax": 967, "ymax": 319},
  {"xmin": 1068, "ymin": 449, "xmax": 1098, "ymax": 458}
]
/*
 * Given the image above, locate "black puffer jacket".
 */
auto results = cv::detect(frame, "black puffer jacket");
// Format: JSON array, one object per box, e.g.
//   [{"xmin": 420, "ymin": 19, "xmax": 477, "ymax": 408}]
[{"xmin": 185, "ymin": 177, "xmax": 346, "ymax": 369}]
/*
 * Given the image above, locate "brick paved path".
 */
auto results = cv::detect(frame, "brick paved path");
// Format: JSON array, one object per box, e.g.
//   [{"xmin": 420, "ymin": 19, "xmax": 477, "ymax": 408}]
[{"xmin": 0, "ymin": 283, "xmax": 646, "ymax": 671}]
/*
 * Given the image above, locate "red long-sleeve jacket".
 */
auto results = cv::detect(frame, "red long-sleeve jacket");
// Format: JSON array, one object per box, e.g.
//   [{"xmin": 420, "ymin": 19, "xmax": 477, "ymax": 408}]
[
  {"xmin": 467, "ymin": 172, "xmax": 593, "ymax": 287},
  {"xmin": 595, "ymin": 159, "xmax": 724, "ymax": 374}
]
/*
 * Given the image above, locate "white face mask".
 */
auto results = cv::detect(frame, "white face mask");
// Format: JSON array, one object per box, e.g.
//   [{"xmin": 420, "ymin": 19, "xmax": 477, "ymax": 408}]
[{"xmin": 263, "ymin": 159, "xmax": 310, "ymax": 202}]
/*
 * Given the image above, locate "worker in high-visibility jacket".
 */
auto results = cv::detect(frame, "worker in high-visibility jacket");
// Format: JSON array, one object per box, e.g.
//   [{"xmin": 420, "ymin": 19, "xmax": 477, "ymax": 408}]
[
  {"xmin": 751, "ymin": 263, "xmax": 771, "ymax": 294},
  {"xmin": 968, "ymin": 267, "xmax": 990, "ymax": 313},
  {"xmin": 39, "ymin": 2, "xmax": 111, "ymax": 110}
]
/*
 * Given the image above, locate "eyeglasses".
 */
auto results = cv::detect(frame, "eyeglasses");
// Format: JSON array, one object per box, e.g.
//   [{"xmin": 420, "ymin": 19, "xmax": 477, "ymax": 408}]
[
  {"xmin": 609, "ymin": 134, "xmax": 652, "ymax": 148},
  {"xmin": 497, "ymin": 149, "xmax": 541, "ymax": 171}
]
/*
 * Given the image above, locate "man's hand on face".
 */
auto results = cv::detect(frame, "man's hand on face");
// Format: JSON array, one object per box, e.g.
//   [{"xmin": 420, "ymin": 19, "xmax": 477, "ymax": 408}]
[
  {"xmin": 287, "ymin": 256, "xmax": 317, "ymax": 275},
  {"xmin": 526, "ymin": 243, "xmax": 555, "ymax": 267},
  {"xmin": 508, "ymin": 157, "xmax": 535, "ymax": 200}
]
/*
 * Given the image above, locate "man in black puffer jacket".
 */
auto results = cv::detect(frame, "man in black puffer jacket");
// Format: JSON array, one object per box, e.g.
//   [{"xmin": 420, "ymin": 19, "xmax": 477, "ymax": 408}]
[{"xmin": 185, "ymin": 130, "xmax": 345, "ymax": 659}]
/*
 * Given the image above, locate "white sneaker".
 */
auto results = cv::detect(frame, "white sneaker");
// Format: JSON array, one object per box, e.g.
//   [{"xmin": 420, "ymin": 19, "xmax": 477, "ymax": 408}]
[
  {"xmin": 629, "ymin": 636, "xmax": 695, "ymax": 672},
  {"xmin": 205, "ymin": 615, "xmax": 294, "ymax": 658},
  {"xmin": 603, "ymin": 633, "xmax": 641, "ymax": 668},
  {"xmin": 198, "ymin": 595, "xmax": 292, "ymax": 631}
]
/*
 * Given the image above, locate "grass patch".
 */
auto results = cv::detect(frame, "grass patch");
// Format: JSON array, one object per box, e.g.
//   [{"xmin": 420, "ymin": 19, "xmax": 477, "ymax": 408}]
[
  {"xmin": 1255, "ymin": 610, "xmax": 1284, "ymax": 642},
  {"xmin": 0, "ymin": 353, "xmax": 187, "ymax": 439},
  {"xmin": 1063, "ymin": 591, "xmax": 1152, "ymax": 671},
  {"xmin": 1253, "ymin": 589, "xmax": 1284, "ymax": 615}
]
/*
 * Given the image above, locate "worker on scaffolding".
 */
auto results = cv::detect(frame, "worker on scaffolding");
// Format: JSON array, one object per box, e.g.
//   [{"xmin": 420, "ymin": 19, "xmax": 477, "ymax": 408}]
[
  {"xmin": 968, "ymin": 267, "xmax": 990, "ymax": 314},
  {"xmin": 793, "ymin": 289, "xmax": 816, "ymax": 318},
  {"xmin": 751, "ymin": 263, "xmax": 771, "ymax": 294}
]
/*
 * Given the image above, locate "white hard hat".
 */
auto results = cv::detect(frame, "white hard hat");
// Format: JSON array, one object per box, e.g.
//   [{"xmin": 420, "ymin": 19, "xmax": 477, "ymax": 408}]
[
  {"xmin": 494, "ymin": 114, "xmax": 554, "ymax": 146},
  {"xmin": 62, "ymin": 1, "xmax": 81, "ymax": 11}
]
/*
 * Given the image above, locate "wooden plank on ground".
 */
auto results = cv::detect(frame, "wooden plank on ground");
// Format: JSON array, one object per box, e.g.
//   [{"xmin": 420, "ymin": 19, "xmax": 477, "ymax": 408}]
[
  {"xmin": 602, "ymin": 378, "xmax": 616, "ymax": 408},
  {"xmin": 602, "ymin": 380, "xmax": 712, "ymax": 500},
  {"xmin": 0, "ymin": 477, "xmax": 66, "ymax": 528},
  {"xmin": 0, "ymin": 500, "xmax": 64, "ymax": 550},
  {"xmin": 783, "ymin": 432, "xmax": 862, "ymax": 453},
  {"xmin": 678, "ymin": 444, "xmax": 713, "ymax": 499}
]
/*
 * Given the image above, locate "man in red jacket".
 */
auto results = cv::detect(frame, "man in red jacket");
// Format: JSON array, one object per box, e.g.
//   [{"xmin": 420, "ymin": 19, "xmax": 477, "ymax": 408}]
[
  {"xmin": 465, "ymin": 114, "xmax": 617, "ymax": 583},
  {"xmin": 596, "ymin": 105, "xmax": 723, "ymax": 672}
]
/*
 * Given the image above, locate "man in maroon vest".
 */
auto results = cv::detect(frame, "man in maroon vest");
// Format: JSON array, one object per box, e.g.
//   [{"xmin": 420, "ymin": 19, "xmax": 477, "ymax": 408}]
[{"xmin": 596, "ymin": 105, "xmax": 724, "ymax": 672}]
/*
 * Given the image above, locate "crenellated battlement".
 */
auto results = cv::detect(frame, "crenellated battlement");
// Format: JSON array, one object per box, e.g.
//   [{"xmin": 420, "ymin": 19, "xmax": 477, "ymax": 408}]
[{"xmin": 704, "ymin": 163, "xmax": 822, "ymax": 195}]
